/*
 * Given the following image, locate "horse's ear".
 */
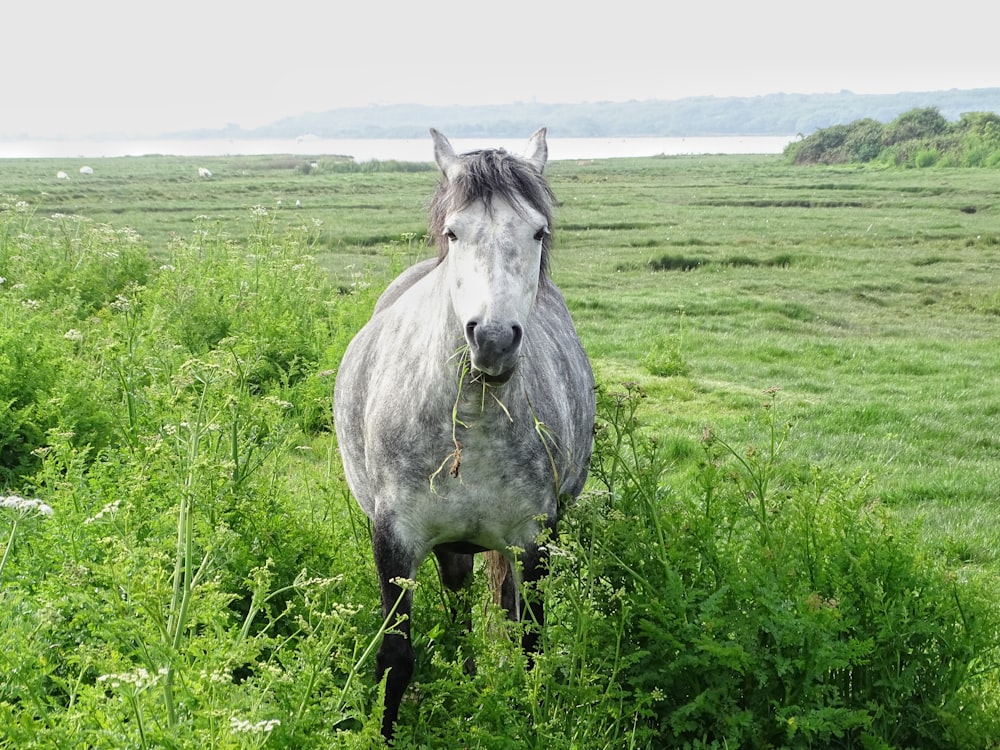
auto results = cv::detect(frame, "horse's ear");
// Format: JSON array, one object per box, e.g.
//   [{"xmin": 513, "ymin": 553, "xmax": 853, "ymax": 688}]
[
  {"xmin": 524, "ymin": 128, "xmax": 548, "ymax": 172},
  {"xmin": 431, "ymin": 128, "xmax": 461, "ymax": 180}
]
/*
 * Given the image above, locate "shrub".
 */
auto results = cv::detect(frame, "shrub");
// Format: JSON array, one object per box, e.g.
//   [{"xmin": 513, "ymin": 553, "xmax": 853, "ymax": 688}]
[
  {"xmin": 915, "ymin": 148, "xmax": 941, "ymax": 168},
  {"xmin": 0, "ymin": 206, "xmax": 141, "ymax": 482},
  {"xmin": 0, "ymin": 204, "xmax": 385, "ymax": 749},
  {"xmin": 786, "ymin": 107, "xmax": 1000, "ymax": 168},
  {"xmin": 884, "ymin": 107, "xmax": 949, "ymax": 145},
  {"xmin": 558, "ymin": 384, "xmax": 999, "ymax": 748},
  {"xmin": 643, "ymin": 336, "xmax": 689, "ymax": 377},
  {"xmin": 842, "ymin": 118, "xmax": 885, "ymax": 162}
]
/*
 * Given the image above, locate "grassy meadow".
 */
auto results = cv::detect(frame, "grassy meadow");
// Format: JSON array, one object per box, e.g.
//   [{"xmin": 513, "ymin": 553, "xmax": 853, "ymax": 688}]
[{"xmin": 1, "ymin": 151, "xmax": 998, "ymax": 748}]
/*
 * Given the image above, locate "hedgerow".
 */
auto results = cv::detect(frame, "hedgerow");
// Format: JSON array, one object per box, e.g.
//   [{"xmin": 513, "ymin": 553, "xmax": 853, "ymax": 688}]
[{"xmin": 785, "ymin": 108, "xmax": 1000, "ymax": 167}]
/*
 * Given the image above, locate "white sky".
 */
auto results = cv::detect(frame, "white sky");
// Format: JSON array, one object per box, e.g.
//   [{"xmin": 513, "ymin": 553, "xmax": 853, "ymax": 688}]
[{"xmin": 3, "ymin": 0, "xmax": 998, "ymax": 138}]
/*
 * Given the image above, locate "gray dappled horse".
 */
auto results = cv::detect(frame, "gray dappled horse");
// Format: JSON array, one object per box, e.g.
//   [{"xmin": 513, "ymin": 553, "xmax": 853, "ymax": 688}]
[{"xmin": 334, "ymin": 129, "xmax": 595, "ymax": 741}]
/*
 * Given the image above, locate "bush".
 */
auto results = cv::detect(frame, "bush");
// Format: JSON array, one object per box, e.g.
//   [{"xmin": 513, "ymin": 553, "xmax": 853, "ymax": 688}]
[
  {"xmin": 786, "ymin": 107, "xmax": 1000, "ymax": 168},
  {"xmin": 0, "ymin": 205, "xmax": 146, "ymax": 482},
  {"xmin": 556, "ymin": 384, "xmax": 1000, "ymax": 748},
  {"xmin": 0, "ymin": 202, "xmax": 385, "ymax": 749},
  {"xmin": 884, "ymin": 107, "xmax": 949, "ymax": 146},
  {"xmin": 915, "ymin": 148, "xmax": 941, "ymax": 168},
  {"xmin": 842, "ymin": 118, "xmax": 885, "ymax": 162},
  {"xmin": 643, "ymin": 336, "xmax": 689, "ymax": 377}
]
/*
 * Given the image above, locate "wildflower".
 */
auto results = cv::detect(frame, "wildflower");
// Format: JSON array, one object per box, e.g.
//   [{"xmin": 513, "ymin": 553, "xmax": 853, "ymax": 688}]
[
  {"xmin": 0, "ymin": 276, "xmax": 6, "ymax": 285},
  {"xmin": 263, "ymin": 396, "xmax": 293, "ymax": 410},
  {"xmin": 64, "ymin": 329, "xmax": 84, "ymax": 342},
  {"xmin": 1, "ymin": 495, "xmax": 53, "ymax": 517},
  {"xmin": 84, "ymin": 499, "xmax": 120, "ymax": 525},
  {"xmin": 230, "ymin": 717, "xmax": 281, "ymax": 733},
  {"xmin": 22, "ymin": 299, "xmax": 40, "ymax": 310},
  {"xmin": 97, "ymin": 667, "xmax": 167, "ymax": 691}
]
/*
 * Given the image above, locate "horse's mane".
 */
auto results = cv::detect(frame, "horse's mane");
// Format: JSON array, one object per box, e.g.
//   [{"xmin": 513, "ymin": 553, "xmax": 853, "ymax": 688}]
[{"xmin": 428, "ymin": 148, "xmax": 555, "ymax": 275}]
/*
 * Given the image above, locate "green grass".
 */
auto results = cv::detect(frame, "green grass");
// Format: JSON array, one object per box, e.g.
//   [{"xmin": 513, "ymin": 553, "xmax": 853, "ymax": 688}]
[
  {"xmin": 544, "ymin": 156, "xmax": 1000, "ymax": 568},
  {"xmin": 1, "ymin": 153, "xmax": 998, "ymax": 747},
  {"xmin": 0, "ymin": 154, "xmax": 436, "ymax": 265}
]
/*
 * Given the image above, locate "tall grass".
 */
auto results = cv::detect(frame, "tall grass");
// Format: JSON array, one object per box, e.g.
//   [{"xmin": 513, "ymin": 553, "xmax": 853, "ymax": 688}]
[
  {"xmin": 0, "ymin": 202, "xmax": 389, "ymax": 747},
  {"xmin": 0, "ymin": 160, "xmax": 1000, "ymax": 748},
  {"xmin": 2, "ymin": 162, "xmax": 999, "ymax": 747}
]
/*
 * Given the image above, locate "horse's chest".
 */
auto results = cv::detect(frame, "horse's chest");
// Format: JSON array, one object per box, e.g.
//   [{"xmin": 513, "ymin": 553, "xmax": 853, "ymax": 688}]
[{"xmin": 395, "ymin": 408, "xmax": 556, "ymax": 552}]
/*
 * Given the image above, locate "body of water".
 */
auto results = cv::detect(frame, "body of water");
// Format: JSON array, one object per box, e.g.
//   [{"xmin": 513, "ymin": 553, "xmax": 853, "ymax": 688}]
[{"xmin": 0, "ymin": 135, "xmax": 794, "ymax": 161}]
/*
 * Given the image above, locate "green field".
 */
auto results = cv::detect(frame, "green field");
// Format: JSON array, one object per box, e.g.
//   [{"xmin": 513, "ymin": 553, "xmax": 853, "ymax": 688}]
[
  {"xmin": 1, "ymin": 153, "xmax": 998, "ymax": 747},
  {"xmin": 8, "ymin": 152, "xmax": 995, "ymax": 555}
]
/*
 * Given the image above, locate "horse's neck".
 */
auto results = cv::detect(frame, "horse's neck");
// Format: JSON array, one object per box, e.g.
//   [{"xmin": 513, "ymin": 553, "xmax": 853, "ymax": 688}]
[{"xmin": 387, "ymin": 265, "xmax": 464, "ymax": 370}]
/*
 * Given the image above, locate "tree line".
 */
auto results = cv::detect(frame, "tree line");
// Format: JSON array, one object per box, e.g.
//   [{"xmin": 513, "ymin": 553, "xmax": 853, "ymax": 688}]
[
  {"xmin": 785, "ymin": 108, "xmax": 1000, "ymax": 167},
  {"xmin": 170, "ymin": 89, "xmax": 1000, "ymax": 140}
]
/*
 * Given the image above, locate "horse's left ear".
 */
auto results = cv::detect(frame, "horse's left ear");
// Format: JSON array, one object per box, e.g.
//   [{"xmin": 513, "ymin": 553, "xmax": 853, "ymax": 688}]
[
  {"xmin": 524, "ymin": 128, "xmax": 548, "ymax": 172},
  {"xmin": 431, "ymin": 128, "xmax": 462, "ymax": 180}
]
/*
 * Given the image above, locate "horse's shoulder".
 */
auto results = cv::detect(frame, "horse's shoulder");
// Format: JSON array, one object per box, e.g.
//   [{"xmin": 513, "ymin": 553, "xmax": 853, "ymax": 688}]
[{"xmin": 372, "ymin": 257, "xmax": 439, "ymax": 315}]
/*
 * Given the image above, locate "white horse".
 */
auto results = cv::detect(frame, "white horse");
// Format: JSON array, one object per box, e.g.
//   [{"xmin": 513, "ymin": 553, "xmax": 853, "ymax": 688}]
[{"xmin": 334, "ymin": 128, "xmax": 595, "ymax": 741}]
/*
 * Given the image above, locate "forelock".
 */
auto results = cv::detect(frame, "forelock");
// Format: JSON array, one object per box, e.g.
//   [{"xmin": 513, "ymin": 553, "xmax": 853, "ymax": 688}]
[{"xmin": 428, "ymin": 148, "xmax": 555, "ymax": 271}]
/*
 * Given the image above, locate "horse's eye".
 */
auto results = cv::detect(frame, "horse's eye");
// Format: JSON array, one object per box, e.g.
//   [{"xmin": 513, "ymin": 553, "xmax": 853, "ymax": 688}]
[
  {"xmin": 444, "ymin": 228, "xmax": 458, "ymax": 242},
  {"xmin": 534, "ymin": 227, "xmax": 549, "ymax": 242}
]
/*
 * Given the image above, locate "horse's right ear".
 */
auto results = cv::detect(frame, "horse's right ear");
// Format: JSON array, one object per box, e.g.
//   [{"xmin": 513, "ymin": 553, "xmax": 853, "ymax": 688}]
[{"xmin": 431, "ymin": 128, "xmax": 461, "ymax": 180}]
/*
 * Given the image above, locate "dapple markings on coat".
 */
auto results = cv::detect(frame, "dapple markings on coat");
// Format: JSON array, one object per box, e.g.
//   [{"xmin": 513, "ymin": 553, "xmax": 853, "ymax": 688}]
[{"xmin": 334, "ymin": 128, "xmax": 595, "ymax": 741}]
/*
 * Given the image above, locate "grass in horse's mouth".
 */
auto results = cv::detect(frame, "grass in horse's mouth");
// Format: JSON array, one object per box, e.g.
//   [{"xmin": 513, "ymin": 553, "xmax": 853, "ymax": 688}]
[{"xmin": 473, "ymin": 368, "xmax": 515, "ymax": 386}]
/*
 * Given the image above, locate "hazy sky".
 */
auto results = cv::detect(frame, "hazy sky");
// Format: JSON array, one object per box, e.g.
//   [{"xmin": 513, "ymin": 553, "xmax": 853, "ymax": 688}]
[{"xmin": 4, "ymin": 0, "xmax": 997, "ymax": 138}]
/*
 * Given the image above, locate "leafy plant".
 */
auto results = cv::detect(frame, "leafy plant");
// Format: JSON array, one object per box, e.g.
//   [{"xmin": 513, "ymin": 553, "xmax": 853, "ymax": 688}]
[
  {"xmin": 785, "ymin": 107, "xmax": 1000, "ymax": 167},
  {"xmin": 562, "ymin": 383, "xmax": 1000, "ymax": 748}
]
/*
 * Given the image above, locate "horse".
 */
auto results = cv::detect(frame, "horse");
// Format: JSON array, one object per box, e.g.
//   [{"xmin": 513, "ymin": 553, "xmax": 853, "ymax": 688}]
[{"xmin": 333, "ymin": 128, "xmax": 595, "ymax": 742}]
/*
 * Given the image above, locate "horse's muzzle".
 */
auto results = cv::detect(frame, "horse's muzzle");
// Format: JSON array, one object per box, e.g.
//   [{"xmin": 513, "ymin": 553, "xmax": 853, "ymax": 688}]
[{"xmin": 465, "ymin": 319, "xmax": 522, "ymax": 382}]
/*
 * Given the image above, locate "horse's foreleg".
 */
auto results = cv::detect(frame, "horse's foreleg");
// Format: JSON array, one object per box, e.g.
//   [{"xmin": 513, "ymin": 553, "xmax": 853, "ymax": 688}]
[{"xmin": 372, "ymin": 520, "xmax": 415, "ymax": 743}]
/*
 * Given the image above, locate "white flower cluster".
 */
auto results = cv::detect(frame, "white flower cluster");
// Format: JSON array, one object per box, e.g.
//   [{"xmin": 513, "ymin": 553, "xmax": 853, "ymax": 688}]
[
  {"xmin": 97, "ymin": 666, "xmax": 167, "ymax": 690},
  {"xmin": 84, "ymin": 499, "xmax": 121, "ymax": 525},
  {"xmin": 229, "ymin": 716, "xmax": 281, "ymax": 733},
  {"xmin": 1, "ymin": 495, "xmax": 53, "ymax": 517}
]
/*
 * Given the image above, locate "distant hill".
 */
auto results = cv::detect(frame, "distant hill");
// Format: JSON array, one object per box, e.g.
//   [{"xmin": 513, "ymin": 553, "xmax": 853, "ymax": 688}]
[{"xmin": 172, "ymin": 89, "xmax": 1000, "ymax": 140}]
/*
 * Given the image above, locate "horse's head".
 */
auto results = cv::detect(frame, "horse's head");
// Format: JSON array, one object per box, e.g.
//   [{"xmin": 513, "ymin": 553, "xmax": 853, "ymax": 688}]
[{"xmin": 429, "ymin": 128, "xmax": 553, "ymax": 384}]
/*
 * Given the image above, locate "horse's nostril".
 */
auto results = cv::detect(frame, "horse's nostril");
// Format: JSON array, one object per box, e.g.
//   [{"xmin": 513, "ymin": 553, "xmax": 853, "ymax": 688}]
[
  {"xmin": 465, "ymin": 320, "xmax": 478, "ymax": 345},
  {"xmin": 511, "ymin": 324, "xmax": 523, "ymax": 348}
]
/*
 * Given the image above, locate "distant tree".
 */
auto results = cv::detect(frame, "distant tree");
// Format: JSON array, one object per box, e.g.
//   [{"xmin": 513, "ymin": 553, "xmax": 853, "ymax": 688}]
[
  {"xmin": 883, "ymin": 107, "xmax": 949, "ymax": 145},
  {"xmin": 954, "ymin": 111, "xmax": 1000, "ymax": 140},
  {"xmin": 786, "ymin": 107, "xmax": 1000, "ymax": 168},
  {"xmin": 843, "ymin": 118, "xmax": 885, "ymax": 162},
  {"xmin": 952, "ymin": 111, "xmax": 1000, "ymax": 166},
  {"xmin": 786, "ymin": 124, "xmax": 851, "ymax": 164}
]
